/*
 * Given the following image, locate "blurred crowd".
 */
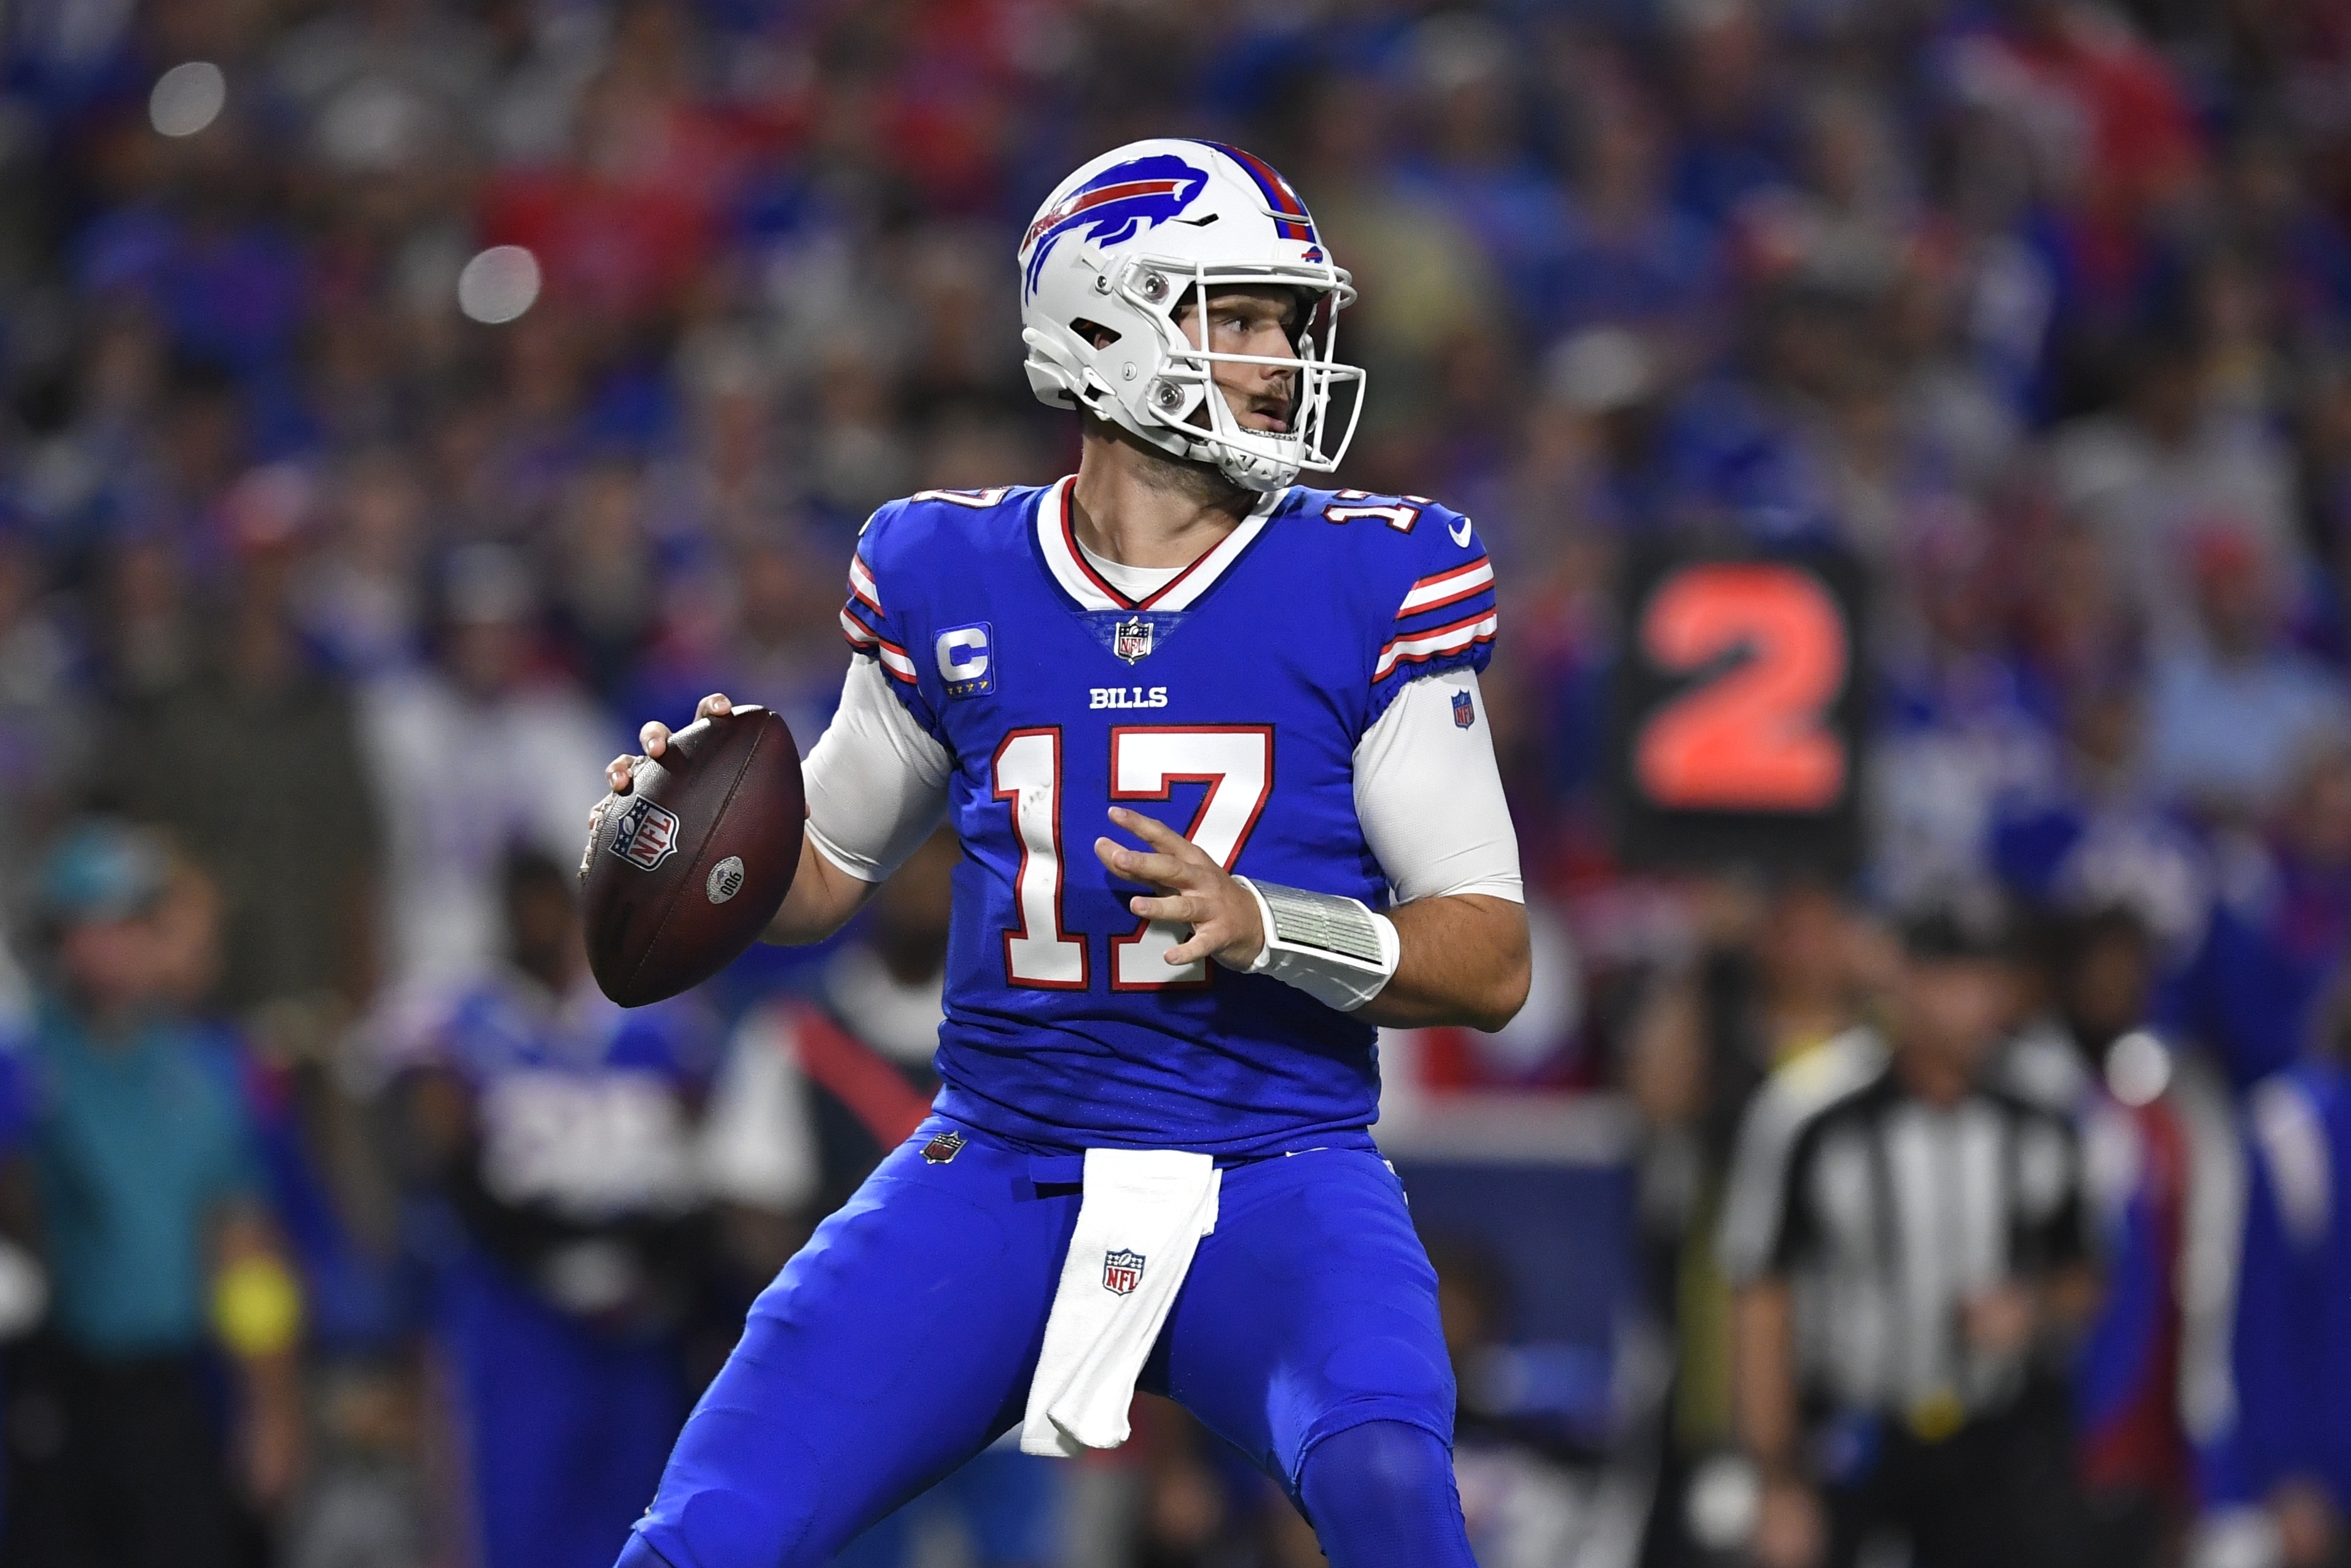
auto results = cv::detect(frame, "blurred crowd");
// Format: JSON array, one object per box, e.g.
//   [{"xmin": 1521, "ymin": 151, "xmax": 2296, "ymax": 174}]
[{"xmin": 1, "ymin": 0, "xmax": 2350, "ymax": 1566}]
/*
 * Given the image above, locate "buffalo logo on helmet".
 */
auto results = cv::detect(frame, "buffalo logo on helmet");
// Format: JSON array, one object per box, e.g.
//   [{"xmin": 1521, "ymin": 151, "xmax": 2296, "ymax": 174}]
[
  {"xmin": 1021, "ymin": 154, "xmax": 1210, "ymax": 298},
  {"xmin": 1102, "ymin": 1249, "xmax": 1144, "ymax": 1297},
  {"xmin": 609, "ymin": 797, "xmax": 683, "ymax": 871}
]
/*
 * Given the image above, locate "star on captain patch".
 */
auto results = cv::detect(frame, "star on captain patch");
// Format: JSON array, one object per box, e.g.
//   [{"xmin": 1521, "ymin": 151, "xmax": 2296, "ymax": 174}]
[
  {"xmin": 921, "ymin": 1131, "xmax": 966, "ymax": 1164},
  {"xmin": 1113, "ymin": 617, "xmax": 1153, "ymax": 664},
  {"xmin": 1452, "ymin": 689, "xmax": 1475, "ymax": 728}
]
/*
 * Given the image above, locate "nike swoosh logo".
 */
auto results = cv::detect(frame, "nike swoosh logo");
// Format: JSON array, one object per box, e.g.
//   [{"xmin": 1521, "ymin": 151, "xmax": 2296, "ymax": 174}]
[{"xmin": 1449, "ymin": 517, "xmax": 1473, "ymax": 547}]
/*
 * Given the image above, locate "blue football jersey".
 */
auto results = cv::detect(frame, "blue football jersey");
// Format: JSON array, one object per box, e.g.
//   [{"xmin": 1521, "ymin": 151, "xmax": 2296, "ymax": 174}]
[
  {"xmin": 423, "ymin": 976, "xmax": 718, "ymax": 1222},
  {"xmin": 838, "ymin": 478, "xmax": 1499, "ymax": 1156}
]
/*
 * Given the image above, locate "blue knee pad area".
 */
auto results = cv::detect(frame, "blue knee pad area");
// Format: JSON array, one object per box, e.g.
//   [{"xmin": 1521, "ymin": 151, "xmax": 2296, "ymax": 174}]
[{"xmin": 1297, "ymin": 1421, "xmax": 1477, "ymax": 1568}]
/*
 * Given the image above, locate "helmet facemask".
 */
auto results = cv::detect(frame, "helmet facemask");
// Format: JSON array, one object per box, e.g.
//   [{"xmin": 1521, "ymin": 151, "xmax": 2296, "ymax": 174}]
[{"xmin": 1118, "ymin": 257, "xmax": 1365, "ymax": 491}]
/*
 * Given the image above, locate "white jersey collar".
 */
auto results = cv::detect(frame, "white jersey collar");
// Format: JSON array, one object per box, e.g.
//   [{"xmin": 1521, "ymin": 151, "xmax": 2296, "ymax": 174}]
[{"xmin": 1035, "ymin": 474, "xmax": 1286, "ymax": 614}]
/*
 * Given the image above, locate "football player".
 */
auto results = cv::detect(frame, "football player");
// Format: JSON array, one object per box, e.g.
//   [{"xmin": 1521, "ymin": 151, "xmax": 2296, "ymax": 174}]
[
  {"xmin": 391, "ymin": 849, "xmax": 719, "ymax": 1568},
  {"xmin": 603, "ymin": 139, "xmax": 1529, "ymax": 1568}
]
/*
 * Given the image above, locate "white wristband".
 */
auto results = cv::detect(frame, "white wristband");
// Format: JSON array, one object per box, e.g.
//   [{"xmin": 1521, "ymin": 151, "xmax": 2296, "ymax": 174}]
[{"xmin": 1231, "ymin": 877, "xmax": 1400, "ymax": 1012}]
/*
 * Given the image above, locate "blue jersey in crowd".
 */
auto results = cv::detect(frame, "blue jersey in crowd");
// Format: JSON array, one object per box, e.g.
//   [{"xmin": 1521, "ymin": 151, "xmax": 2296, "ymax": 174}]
[
  {"xmin": 416, "ymin": 972, "xmax": 718, "ymax": 1240},
  {"xmin": 841, "ymin": 477, "xmax": 1497, "ymax": 1156},
  {"xmin": 2205, "ymin": 1059, "xmax": 2351, "ymax": 1513},
  {"xmin": 410, "ymin": 974, "xmax": 716, "ymax": 1568}
]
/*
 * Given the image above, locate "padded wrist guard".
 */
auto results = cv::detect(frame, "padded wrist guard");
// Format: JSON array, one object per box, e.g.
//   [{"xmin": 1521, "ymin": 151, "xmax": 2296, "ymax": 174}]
[{"xmin": 1233, "ymin": 877, "xmax": 1400, "ymax": 1012}]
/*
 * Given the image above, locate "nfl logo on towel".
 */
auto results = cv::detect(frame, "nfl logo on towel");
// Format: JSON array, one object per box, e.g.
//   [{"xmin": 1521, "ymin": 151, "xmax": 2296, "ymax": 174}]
[
  {"xmin": 1102, "ymin": 1249, "xmax": 1144, "ymax": 1296},
  {"xmin": 1113, "ymin": 617, "xmax": 1153, "ymax": 664},
  {"xmin": 1452, "ymin": 690, "xmax": 1474, "ymax": 728}
]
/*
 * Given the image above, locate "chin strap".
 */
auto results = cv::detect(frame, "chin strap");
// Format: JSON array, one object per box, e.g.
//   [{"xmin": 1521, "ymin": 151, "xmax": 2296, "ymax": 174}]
[{"xmin": 1231, "ymin": 878, "xmax": 1399, "ymax": 1012}]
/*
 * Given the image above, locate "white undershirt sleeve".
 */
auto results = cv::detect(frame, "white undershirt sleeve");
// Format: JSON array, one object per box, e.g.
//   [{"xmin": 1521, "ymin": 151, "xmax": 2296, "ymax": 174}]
[
  {"xmin": 1354, "ymin": 669, "xmax": 1524, "ymax": 905},
  {"xmin": 800, "ymin": 657, "xmax": 953, "ymax": 883}
]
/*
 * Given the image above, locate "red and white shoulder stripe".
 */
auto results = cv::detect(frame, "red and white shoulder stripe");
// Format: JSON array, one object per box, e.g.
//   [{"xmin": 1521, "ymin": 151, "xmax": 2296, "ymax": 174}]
[
  {"xmin": 1373, "ymin": 555, "xmax": 1498, "ymax": 681},
  {"xmin": 1395, "ymin": 557, "xmax": 1493, "ymax": 618},
  {"xmin": 847, "ymin": 555, "xmax": 883, "ymax": 615},
  {"xmin": 1374, "ymin": 609, "xmax": 1498, "ymax": 682},
  {"xmin": 838, "ymin": 559, "xmax": 918, "ymax": 685},
  {"xmin": 839, "ymin": 611, "xmax": 918, "ymax": 683}
]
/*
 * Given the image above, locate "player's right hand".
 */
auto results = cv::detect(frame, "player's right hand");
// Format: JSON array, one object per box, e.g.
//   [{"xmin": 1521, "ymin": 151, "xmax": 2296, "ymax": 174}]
[{"xmin": 598, "ymin": 693, "xmax": 735, "ymax": 806}]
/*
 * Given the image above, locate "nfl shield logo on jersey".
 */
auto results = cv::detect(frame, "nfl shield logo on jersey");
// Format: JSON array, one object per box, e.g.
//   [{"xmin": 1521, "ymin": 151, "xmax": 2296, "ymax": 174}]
[
  {"xmin": 1452, "ymin": 690, "xmax": 1475, "ymax": 728},
  {"xmin": 609, "ymin": 797, "xmax": 682, "ymax": 870},
  {"xmin": 1102, "ymin": 1248, "xmax": 1144, "ymax": 1296},
  {"xmin": 1113, "ymin": 617, "xmax": 1153, "ymax": 664}
]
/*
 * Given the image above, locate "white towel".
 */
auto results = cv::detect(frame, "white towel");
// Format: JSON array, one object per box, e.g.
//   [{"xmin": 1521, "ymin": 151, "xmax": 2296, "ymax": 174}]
[{"xmin": 1021, "ymin": 1148, "xmax": 1221, "ymax": 1457}]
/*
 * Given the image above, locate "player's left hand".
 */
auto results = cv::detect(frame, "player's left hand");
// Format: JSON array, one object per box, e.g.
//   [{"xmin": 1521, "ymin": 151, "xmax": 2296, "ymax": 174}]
[{"xmin": 1095, "ymin": 807, "xmax": 1265, "ymax": 970}]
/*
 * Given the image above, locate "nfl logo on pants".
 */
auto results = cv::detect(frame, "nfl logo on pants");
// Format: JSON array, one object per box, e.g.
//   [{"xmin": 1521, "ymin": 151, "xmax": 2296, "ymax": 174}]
[{"xmin": 1102, "ymin": 1249, "xmax": 1144, "ymax": 1296}]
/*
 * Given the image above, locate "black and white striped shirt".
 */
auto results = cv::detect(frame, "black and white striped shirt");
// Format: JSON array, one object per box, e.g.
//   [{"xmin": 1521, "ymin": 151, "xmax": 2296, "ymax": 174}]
[{"xmin": 1717, "ymin": 1029, "xmax": 2089, "ymax": 1424}]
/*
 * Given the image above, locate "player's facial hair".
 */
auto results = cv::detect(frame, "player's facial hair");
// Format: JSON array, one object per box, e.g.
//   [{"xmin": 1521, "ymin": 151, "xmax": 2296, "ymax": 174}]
[{"xmin": 1081, "ymin": 412, "xmax": 1254, "ymax": 512}]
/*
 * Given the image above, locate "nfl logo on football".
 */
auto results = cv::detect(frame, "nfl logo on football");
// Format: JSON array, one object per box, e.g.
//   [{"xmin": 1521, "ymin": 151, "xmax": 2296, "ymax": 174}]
[
  {"xmin": 610, "ymin": 797, "xmax": 683, "ymax": 870},
  {"xmin": 1102, "ymin": 1248, "xmax": 1144, "ymax": 1296},
  {"xmin": 1113, "ymin": 617, "xmax": 1153, "ymax": 664}
]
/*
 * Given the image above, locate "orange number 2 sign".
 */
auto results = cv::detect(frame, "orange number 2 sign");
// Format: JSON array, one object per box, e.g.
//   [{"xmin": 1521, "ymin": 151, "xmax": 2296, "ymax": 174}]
[{"xmin": 1634, "ymin": 563, "xmax": 1850, "ymax": 813}]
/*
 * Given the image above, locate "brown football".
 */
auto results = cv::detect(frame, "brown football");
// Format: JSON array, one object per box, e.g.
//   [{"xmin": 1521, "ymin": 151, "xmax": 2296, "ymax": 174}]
[{"xmin": 579, "ymin": 704, "xmax": 805, "ymax": 1007}]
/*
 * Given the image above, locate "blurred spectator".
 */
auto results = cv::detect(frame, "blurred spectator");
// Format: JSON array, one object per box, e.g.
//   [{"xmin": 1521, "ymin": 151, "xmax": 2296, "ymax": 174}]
[
  {"xmin": 1990, "ymin": 677, "xmax": 2213, "ymax": 956},
  {"xmin": 1523, "ymin": 326, "xmax": 1672, "ymax": 540},
  {"xmin": 2052, "ymin": 338, "xmax": 2303, "ymax": 658},
  {"xmin": 358, "ymin": 544, "xmax": 614, "ymax": 989},
  {"xmin": 623, "ymin": 526, "xmax": 848, "ymax": 756},
  {"xmin": 295, "ymin": 449, "xmax": 432, "ymax": 681},
  {"xmin": 2174, "ymin": 740, "xmax": 2351, "ymax": 1090},
  {"xmin": 1433, "ymin": 1235, "xmax": 1591, "ymax": 1568},
  {"xmin": 151, "ymin": 847, "xmax": 418, "ymax": 1568},
  {"xmin": 1666, "ymin": 0, "xmax": 1796, "ymax": 231},
  {"xmin": 7, "ymin": 822, "xmax": 303, "ymax": 1568},
  {"xmin": 1545, "ymin": 85, "xmax": 1720, "ymax": 349},
  {"xmin": 545, "ymin": 458, "xmax": 659, "ymax": 702},
  {"xmin": 384, "ymin": 849, "xmax": 715, "ymax": 1568},
  {"xmin": 2006, "ymin": 907, "xmax": 2236, "ymax": 1568},
  {"xmin": 1942, "ymin": 0, "xmax": 2205, "ymax": 240},
  {"xmin": 1397, "ymin": 15, "xmax": 1573, "ymax": 344},
  {"xmin": 1718, "ymin": 891, "xmax": 2094, "ymax": 1568},
  {"xmin": 1629, "ymin": 875, "xmax": 1873, "ymax": 1559},
  {"xmin": 2200, "ymin": 991, "xmax": 2351, "ymax": 1568},
  {"xmin": 1872, "ymin": 512, "xmax": 2065, "ymax": 908},
  {"xmin": 0, "ymin": 530, "xmax": 92, "ymax": 884},
  {"xmin": 99, "ymin": 471, "xmax": 383, "ymax": 1021},
  {"xmin": 1290, "ymin": 75, "xmax": 1500, "ymax": 450},
  {"xmin": 1738, "ymin": 88, "xmax": 1913, "ymax": 306},
  {"xmin": 2143, "ymin": 526, "xmax": 2350, "ymax": 823}
]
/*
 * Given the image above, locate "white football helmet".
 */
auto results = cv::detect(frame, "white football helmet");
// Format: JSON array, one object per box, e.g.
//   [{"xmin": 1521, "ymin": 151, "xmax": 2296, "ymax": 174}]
[{"xmin": 1017, "ymin": 138, "xmax": 1364, "ymax": 491}]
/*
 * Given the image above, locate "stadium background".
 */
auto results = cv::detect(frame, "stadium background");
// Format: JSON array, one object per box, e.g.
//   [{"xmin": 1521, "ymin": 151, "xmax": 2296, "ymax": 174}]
[{"xmin": 1, "ymin": 0, "xmax": 2349, "ymax": 1564}]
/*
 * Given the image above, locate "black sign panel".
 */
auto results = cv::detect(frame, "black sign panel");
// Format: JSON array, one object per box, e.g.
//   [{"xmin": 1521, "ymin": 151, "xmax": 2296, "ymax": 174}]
[{"xmin": 1607, "ymin": 546, "xmax": 1868, "ymax": 875}]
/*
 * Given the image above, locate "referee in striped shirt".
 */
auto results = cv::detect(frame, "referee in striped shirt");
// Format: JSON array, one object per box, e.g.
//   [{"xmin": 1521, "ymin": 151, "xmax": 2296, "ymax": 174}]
[{"xmin": 1718, "ymin": 890, "xmax": 2099, "ymax": 1568}]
